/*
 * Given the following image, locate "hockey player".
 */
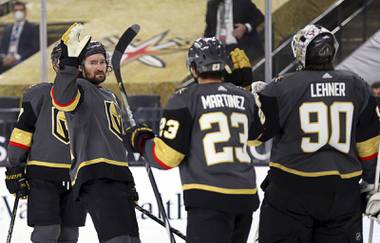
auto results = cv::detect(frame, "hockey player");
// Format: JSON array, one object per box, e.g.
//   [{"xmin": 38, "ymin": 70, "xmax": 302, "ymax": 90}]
[
  {"xmin": 251, "ymin": 24, "xmax": 380, "ymax": 243},
  {"xmin": 126, "ymin": 37, "xmax": 260, "ymax": 243},
  {"xmin": 51, "ymin": 24, "xmax": 140, "ymax": 243},
  {"xmin": 4, "ymin": 43, "xmax": 87, "ymax": 243}
]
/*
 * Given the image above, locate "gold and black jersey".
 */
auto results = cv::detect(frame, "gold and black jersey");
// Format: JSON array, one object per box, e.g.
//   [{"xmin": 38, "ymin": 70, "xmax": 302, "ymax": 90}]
[
  {"xmin": 143, "ymin": 82, "xmax": 260, "ymax": 213},
  {"xmin": 7, "ymin": 83, "xmax": 71, "ymax": 181},
  {"xmin": 51, "ymin": 66, "xmax": 133, "ymax": 199},
  {"xmin": 255, "ymin": 70, "xmax": 380, "ymax": 192}
]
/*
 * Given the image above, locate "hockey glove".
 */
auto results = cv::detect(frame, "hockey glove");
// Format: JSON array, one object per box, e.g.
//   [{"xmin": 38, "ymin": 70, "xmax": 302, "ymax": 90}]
[
  {"xmin": 5, "ymin": 166, "xmax": 29, "ymax": 198},
  {"xmin": 59, "ymin": 23, "xmax": 91, "ymax": 68},
  {"xmin": 61, "ymin": 23, "xmax": 91, "ymax": 58},
  {"xmin": 125, "ymin": 124, "xmax": 155, "ymax": 154},
  {"xmin": 224, "ymin": 48, "xmax": 252, "ymax": 87},
  {"xmin": 365, "ymin": 192, "xmax": 380, "ymax": 223}
]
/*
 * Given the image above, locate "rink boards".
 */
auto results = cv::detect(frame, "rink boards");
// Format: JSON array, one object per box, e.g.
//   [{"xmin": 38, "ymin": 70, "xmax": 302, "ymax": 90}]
[{"xmin": 0, "ymin": 166, "xmax": 379, "ymax": 242}]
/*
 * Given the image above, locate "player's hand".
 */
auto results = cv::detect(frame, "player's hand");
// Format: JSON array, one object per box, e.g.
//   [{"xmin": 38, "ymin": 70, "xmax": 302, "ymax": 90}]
[
  {"xmin": 224, "ymin": 48, "xmax": 252, "ymax": 87},
  {"xmin": 365, "ymin": 192, "xmax": 380, "ymax": 223},
  {"xmin": 61, "ymin": 23, "xmax": 91, "ymax": 58},
  {"xmin": 5, "ymin": 166, "xmax": 29, "ymax": 199},
  {"xmin": 125, "ymin": 124, "xmax": 155, "ymax": 154},
  {"xmin": 233, "ymin": 23, "xmax": 247, "ymax": 39}
]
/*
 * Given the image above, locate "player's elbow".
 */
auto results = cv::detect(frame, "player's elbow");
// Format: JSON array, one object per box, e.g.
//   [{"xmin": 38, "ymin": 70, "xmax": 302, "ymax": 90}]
[
  {"xmin": 151, "ymin": 138, "xmax": 185, "ymax": 170},
  {"xmin": 50, "ymin": 87, "xmax": 81, "ymax": 112}
]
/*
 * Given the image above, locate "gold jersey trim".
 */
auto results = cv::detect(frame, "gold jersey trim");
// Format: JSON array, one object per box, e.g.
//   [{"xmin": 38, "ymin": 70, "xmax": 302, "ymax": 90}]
[
  {"xmin": 182, "ymin": 183, "xmax": 257, "ymax": 195},
  {"xmin": 153, "ymin": 137, "xmax": 185, "ymax": 168},
  {"xmin": 51, "ymin": 88, "xmax": 81, "ymax": 112},
  {"xmin": 356, "ymin": 135, "xmax": 380, "ymax": 158},
  {"xmin": 27, "ymin": 160, "xmax": 71, "ymax": 169},
  {"xmin": 269, "ymin": 162, "xmax": 362, "ymax": 179},
  {"xmin": 10, "ymin": 128, "xmax": 33, "ymax": 148},
  {"xmin": 72, "ymin": 158, "xmax": 129, "ymax": 185}
]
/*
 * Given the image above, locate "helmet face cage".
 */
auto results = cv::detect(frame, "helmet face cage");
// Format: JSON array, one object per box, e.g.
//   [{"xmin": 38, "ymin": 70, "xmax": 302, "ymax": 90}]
[
  {"xmin": 187, "ymin": 37, "xmax": 226, "ymax": 74},
  {"xmin": 291, "ymin": 25, "xmax": 339, "ymax": 68}
]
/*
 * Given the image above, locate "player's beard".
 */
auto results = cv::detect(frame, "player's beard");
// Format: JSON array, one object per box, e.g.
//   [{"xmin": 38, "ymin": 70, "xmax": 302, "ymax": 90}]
[{"xmin": 84, "ymin": 69, "xmax": 106, "ymax": 85}]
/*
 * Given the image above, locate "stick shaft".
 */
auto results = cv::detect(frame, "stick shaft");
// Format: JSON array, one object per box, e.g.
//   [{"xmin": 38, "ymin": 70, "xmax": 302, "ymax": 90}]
[{"xmin": 6, "ymin": 194, "xmax": 20, "ymax": 243}]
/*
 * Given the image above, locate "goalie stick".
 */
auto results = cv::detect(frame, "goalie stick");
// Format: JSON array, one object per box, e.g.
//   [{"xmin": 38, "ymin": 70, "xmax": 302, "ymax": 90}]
[
  {"xmin": 6, "ymin": 193, "xmax": 20, "ymax": 243},
  {"xmin": 111, "ymin": 24, "xmax": 176, "ymax": 243}
]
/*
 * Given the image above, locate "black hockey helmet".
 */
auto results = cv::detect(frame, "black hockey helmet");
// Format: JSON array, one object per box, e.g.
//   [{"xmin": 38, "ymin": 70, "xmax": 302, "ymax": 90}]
[
  {"xmin": 291, "ymin": 24, "xmax": 339, "ymax": 68},
  {"xmin": 50, "ymin": 41, "xmax": 61, "ymax": 66},
  {"xmin": 187, "ymin": 37, "xmax": 226, "ymax": 74},
  {"xmin": 80, "ymin": 41, "xmax": 108, "ymax": 64},
  {"xmin": 305, "ymin": 32, "xmax": 337, "ymax": 66}
]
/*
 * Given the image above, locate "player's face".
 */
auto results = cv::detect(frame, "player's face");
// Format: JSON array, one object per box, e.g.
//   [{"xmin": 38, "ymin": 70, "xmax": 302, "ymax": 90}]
[{"xmin": 82, "ymin": 54, "xmax": 107, "ymax": 84}]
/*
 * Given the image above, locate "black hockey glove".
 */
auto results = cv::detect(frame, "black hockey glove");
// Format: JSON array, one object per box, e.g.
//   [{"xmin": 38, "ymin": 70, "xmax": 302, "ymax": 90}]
[
  {"xmin": 125, "ymin": 124, "xmax": 155, "ymax": 154},
  {"xmin": 59, "ymin": 41, "xmax": 80, "ymax": 69},
  {"xmin": 224, "ymin": 48, "xmax": 253, "ymax": 88},
  {"xmin": 5, "ymin": 166, "xmax": 29, "ymax": 198}
]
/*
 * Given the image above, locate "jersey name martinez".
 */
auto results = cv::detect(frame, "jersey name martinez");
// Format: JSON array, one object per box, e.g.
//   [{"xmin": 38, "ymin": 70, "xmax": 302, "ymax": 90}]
[
  {"xmin": 201, "ymin": 94, "xmax": 245, "ymax": 110},
  {"xmin": 311, "ymin": 82, "xmax": 346, "ymax": 97}
]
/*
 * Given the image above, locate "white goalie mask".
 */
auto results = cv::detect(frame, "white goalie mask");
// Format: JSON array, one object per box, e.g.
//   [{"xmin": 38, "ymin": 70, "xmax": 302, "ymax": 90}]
[{"xmin": 291, "ymin": 24, "xmax": 339, "ymax": 68}]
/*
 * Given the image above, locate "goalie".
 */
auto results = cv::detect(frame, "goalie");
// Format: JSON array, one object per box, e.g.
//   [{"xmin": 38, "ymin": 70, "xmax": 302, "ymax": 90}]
[{"xmin": 251, "ymin": 24, "xmax": 380, "ymax": 243}]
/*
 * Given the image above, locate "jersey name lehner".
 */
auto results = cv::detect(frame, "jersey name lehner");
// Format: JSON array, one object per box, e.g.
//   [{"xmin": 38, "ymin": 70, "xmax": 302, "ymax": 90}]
[
  {"xmin": 310, "ymin": 82, "xmax": 346, "ymax": 97},
  {"xmin": 201, "ymin": 94, "xmax": 245, "ymax": 110}
]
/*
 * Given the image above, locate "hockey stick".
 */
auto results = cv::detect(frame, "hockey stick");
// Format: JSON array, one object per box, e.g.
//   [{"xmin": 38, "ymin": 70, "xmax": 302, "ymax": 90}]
[
  {"xmin": 6, "ymin": 193, "xmax": 20, "ymax": 243},
  {"xmin": 135, "ymin": 204, "xmax": 186, "ymax": 240},
  {"xmin": 368, "ymin": 142, "xmax": 380, "ymax": 243},
  {"xmin": 111, "ymin": 24, "xmax": 176, "ymax": 243}
]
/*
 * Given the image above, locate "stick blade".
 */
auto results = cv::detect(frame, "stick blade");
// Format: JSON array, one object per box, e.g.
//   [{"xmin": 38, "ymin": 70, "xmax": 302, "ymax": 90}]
[{"xmin": 111, "ymin": 24, "xmax": 140, "ymax": 69}]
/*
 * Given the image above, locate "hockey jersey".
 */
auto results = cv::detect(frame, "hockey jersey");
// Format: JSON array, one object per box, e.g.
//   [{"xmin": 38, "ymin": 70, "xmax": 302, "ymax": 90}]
[
  {"xmin": 8, "ymin": 83, "xmax": 71, "ymax": 181},
  {"xmin": 51, "ymin": 66, "xmax": 134, "ymax": 198},
  {"xmin": 255, "ymin": 70, "xmax": 380, "ymax": 192},
  {"xmin": 143, "ymin": 82, "xmax": 260, "ymax": 213}
]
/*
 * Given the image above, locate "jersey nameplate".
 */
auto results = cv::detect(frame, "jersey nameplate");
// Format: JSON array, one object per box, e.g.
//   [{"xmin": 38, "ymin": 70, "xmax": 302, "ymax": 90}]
[
  {"xmin": 310, "ymin": 82, "xmax": 345, "ymax": 97},
  {"xmin": 201, "ymin": 94, "xmax": 245, "ymax": 110}
]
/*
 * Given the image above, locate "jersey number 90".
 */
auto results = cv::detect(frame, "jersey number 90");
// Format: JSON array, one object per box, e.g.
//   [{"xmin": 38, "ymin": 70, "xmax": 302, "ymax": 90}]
[{"xmin": 299, "ymin": 102, "xmax": 353, "ymax": 153}]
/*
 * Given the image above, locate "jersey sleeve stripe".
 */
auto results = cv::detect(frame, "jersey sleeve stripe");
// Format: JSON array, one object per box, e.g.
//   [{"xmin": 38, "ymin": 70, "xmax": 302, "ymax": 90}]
[
  {"xmin": 356, "ymin": 135, "xmax": 380, "ymax": 159},
  {"xmin": 152, "ymin": 137, "xmax": 185, "ymax": 169},
  {"xmin": 152, "ymin": 144, "xmax": 172, "ymax": 170},
  {"xmin": 359, "ymin": 153, "xmax": 378, "ymax": 161},
  {"xmin": 9, "ymin": 128, "xmax": 33, "ymax": 149},
  {"xmin": 8, "ymin": 141, "xmax": 30, "ymax": 151},
  {"xmin": 50, "ymin": 87, "xmax": 81, "ymax": 112}
]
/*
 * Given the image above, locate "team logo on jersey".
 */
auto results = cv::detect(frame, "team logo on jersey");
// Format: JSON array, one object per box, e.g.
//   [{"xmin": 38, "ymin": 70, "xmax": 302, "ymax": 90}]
[
  {"xmin": 103, "ymin": 30, "xmax": 190, "ymax": 68},
  {"xmin": 51, "ymin": 107, "xmax": 69, "ymax": 144},
  {"xmin": 104, "ymin": 101, "xmax": 123, "ymax": 141}
]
